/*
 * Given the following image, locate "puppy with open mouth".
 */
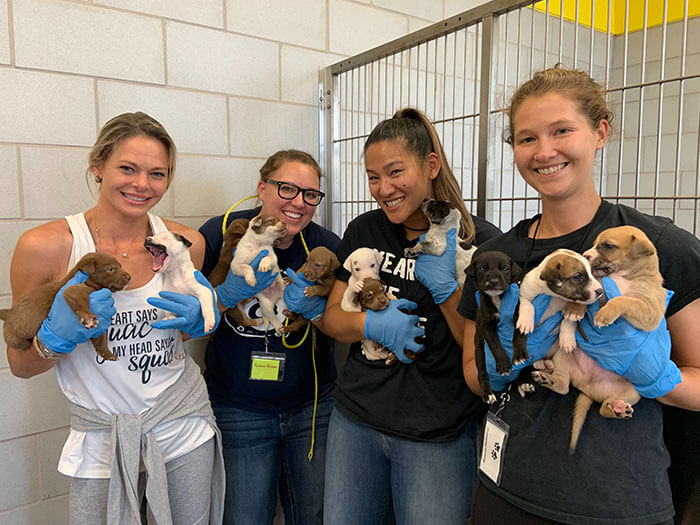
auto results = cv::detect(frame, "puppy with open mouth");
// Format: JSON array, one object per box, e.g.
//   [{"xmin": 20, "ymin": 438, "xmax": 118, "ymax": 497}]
[{"xmin": 145, "ymin": 231, "xmax": 218, "ymax": 339}]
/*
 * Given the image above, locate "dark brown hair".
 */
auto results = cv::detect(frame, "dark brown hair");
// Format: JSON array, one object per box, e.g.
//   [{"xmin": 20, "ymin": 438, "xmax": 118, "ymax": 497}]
[
  {"xmin": 364, "ymin": 107, "xmax": 475, "ymax": 242},
  {"xmin": 259, "ymin": 149, "xmax": 322, "ymax": 183}
]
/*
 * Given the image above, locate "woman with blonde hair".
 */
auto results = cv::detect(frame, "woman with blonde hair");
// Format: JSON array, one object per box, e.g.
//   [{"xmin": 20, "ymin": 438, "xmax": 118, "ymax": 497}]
[{"xmin": 7, "ymin": 112, "xmax": 224, "ymax": 523}]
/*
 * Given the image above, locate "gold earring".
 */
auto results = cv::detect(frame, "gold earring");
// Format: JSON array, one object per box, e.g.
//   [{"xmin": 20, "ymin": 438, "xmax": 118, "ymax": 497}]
[{"xmin": 94, "ymin": 175, "xmax": 102, "ymax": 183}]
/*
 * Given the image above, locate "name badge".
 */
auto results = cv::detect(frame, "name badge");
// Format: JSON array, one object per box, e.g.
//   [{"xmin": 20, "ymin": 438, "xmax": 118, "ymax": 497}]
[
  {"xmin": 479, "ymin": 411, "xmax": 510, "ymax": 485},
  {"xmin": 250, "ymin": 351, "xmax": 286, "ymax": 381}
]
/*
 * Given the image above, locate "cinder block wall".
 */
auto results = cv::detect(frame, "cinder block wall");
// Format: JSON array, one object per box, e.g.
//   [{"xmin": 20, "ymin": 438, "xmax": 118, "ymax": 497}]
[{"xmin": 0, "ymin": 0, "xmax": 488, "ymax": 521}]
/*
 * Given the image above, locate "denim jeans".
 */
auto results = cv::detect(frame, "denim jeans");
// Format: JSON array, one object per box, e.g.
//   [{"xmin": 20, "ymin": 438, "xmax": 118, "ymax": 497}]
[
  {"xmin": 324, "ymin": 407, "xmax": 477, "ymax": 525},
  {"xmin": 212, "ymin": 392, "xmax": 333, "ymax": 525}
]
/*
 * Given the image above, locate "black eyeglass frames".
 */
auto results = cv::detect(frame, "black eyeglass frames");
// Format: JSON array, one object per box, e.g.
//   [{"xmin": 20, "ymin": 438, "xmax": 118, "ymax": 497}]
[{"xmin": 266, "ymin": 179, "xmax": 325, "ymax": 206}]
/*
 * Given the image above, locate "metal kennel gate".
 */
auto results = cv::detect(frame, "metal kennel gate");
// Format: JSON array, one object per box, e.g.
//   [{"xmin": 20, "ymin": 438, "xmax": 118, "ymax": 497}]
[{"xmin": 318, "ymin": 0, "xmax": 700, "ymax": 238}]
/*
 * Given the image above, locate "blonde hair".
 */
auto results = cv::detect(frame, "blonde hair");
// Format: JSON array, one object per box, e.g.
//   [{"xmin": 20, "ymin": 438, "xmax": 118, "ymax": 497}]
[
  {"xmin": 364, "ymin": 107, "xmax": 475, "ymax": 243},
  {"xmin": 87, "ymin": 112, "xmax": 176, "ymax": 189},
  {"xmin": 259, "ymin": 150, "xmax": 322, "ymax": 183},
  {"xmin": 506, "ymin": 65, "xmax": 614, "ymax": 144}
]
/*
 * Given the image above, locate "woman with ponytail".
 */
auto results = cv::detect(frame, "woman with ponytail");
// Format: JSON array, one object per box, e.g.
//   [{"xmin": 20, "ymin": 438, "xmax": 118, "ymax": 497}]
[{"xmin": 322, "ymin": 108, "xmax": 500, "ymax": 524}]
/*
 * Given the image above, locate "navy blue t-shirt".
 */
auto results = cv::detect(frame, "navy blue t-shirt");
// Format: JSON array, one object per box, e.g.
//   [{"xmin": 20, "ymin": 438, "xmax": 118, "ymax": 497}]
[{"xmin": 200, "ymin": 207, "xmax": 340, "ymax": 413}]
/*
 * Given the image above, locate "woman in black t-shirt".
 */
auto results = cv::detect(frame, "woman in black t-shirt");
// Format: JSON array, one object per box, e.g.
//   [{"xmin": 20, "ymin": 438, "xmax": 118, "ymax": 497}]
[
  {"xmin": 322, "ymin": 107, "xmax": 501, "ymax": 524},
  {"xmin": 459, "ymin": 66, "xmax": 700, "ymax": 524}
]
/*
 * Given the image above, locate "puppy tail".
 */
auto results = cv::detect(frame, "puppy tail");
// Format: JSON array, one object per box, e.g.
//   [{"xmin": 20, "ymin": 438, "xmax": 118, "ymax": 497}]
[
  {"xmin": 0, "ymin": 309, "xmax": 10, "ymax": 321},
  {"xmin": 570, "ymin": 393, "xmax": 594, "ymax": 454}
]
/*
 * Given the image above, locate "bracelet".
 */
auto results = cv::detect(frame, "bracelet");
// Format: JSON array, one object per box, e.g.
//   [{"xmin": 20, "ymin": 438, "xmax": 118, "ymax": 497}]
[
  {"xmin": 33, "ymin": 335, "xmax": 63, "ymax": 360},
  {"xmin": 310, "ymin": 312, "xmax": 323, "ymax": 322}
]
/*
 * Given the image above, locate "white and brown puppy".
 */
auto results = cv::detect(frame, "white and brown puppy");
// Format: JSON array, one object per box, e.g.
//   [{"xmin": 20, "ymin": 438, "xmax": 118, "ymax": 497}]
[
  {"xmin": 0, "ymin": 252, "xmax": 131, "ymax": 361},
  {"xmin": 353, "ymin": 277, "xmax": 417, "ymax": 365},
  {"xmin": 583, "ymin": 225, "xmax": 666, "ymax": 331},
  {"xmin": 517, "ymin": 249, "xmax": 603, "ymax": 353},
  {"xmin": 340, "ymin": 247, "xmax": 383, "ymax": 312},
  {"xmin": 229, "ymin": 214, "xmax": 288, "ymax": 334},
  {"xmin": 403, "ymin": 199, "xmax": 477, "ymax": 290},
  {"xmin": 145, "ymin": 231, "xmax": 218, "ymax": 337}
]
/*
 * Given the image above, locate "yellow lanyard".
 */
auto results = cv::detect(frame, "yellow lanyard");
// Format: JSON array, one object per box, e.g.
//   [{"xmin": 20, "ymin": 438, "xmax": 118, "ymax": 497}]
[{"xmin": 221, "ymin": 196, "xmax": 319, "ymax": 460}]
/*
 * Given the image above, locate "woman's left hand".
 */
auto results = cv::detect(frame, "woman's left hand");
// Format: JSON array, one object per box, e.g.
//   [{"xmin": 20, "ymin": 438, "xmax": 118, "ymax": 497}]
[
  {"xmin": 575, "ymin": 277, "xmax": 680, "ymax": 398},
  {"xmin": 283, "ymin": 269, "xmax": 326, "ymax": 321},
  {"xmin": 414, "ymin": 228, "xmax": 458, "ymax": 304},
  {"xmin": 147, "ymin": 271, "xmax": 221, "ymax": 338}
]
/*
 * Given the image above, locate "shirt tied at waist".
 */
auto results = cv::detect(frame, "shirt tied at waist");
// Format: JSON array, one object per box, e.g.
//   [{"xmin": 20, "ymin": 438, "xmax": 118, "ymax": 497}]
[{"xmin": 68, "ymin": 357, "xmax": 224, "ymax": 524}]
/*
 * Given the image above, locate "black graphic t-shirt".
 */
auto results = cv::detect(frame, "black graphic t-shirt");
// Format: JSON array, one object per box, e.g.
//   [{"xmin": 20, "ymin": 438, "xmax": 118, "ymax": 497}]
[{"xmin": 333, "ymin": 209, "xmax": 501, "ymax": 442}]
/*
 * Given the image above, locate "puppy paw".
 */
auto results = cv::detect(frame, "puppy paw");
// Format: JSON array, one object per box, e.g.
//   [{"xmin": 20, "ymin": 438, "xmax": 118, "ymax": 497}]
[
  {"xmin": 352, "ymin": 280, "xmax": 365, "ymax": 293},
  {"xmin": 511, "ymin": 349, "xmax": 530, "ymax": 366},
  {"xmin": 482, "ymin": 391, "xmax": 497, "ymax": 404},
  {"xmin": 258, "ymin": 256, "xmax": 273, "ymax": 273},
  {"xmin": 607, "ymin": 400, "xmax": 634, "ymax": 419},
  {"xmin": 558, "ymin": 333, "xmax": 577, "ymax": 353},
  {"xmin": 495, "ymin": 359, "xmax": 512, "ymax": 375},
  {"xmin": 594, "ymin": 306, "xmax": 619, "ymax": 327},
  {"xmin": 403, "ymin": 247, "xmax": 419, "ymax": 258},
  {"xmin": 563, "ymin": 302, "xmax": 587, "ymax": 322},
  {"xmin": 81, "ymin": 314, "xmax": 99, "ymax": 329},
  {"xmin": 531, "ymin": 370, "xmax": 555, "ymax": 386},
  {"xmin": 517, "ymin": 382, "xmax": 536, "ymax": 397},
  {"xmin": 304, "ymin": 287, "xmax": 317, "ymax": 298},
  {"xmin": 515, "ymin": 318, "xmax": 534, "ymax": 335}
]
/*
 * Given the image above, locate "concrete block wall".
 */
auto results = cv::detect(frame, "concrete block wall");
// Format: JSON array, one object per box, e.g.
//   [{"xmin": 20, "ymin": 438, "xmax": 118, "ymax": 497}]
[{"xmin": 0, "ymin": 0, "xmax": 489, "ymax": 521}]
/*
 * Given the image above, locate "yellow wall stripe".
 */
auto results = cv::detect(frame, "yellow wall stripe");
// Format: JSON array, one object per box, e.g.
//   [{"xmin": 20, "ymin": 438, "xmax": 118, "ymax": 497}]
[{"xmin": 533, "ymin": 0, "xmax": 700, "ymax": 35}]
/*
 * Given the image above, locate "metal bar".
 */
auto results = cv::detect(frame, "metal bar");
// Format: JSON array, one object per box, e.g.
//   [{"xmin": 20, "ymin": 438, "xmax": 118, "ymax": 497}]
[
  {"xmin": 328, "ymin": 0, "xmax": 536, "ymax": 75},
  {"xmin": 477, "ymin": 15, "xmax": 494, "ymax": 218},
  {"xmin": 653, "ymin": 0, "xmax": 668, "ymax": 216}
]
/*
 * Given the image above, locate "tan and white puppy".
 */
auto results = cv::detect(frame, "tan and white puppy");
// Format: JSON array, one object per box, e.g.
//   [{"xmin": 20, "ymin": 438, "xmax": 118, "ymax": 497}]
[
  {"xmin": 229, "ymin": 214, "xmax": 288, "ymax": 334},
  {"xmin": 403, "ymin": 199, "xmax": 476, "ymax": 290},
  {"xmin": 583, "ymin": 225, "xmax": 666, "ymax": 331},
  {"xmin": 340, "ymin": 247, "xmax": 383, "ymax": 312},
  {"xmin": 517, "ymin": 249, "xmax": 603, "ymax": 353},
  {"xmin": 145, "ymin": 231, "xmax": 218, "ymax": 337}
]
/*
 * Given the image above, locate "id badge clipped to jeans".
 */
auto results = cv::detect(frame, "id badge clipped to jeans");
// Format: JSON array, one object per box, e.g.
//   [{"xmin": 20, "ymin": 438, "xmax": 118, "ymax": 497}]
[{"xmin": 250, "ymin": 351, "xmax": 286, "ymax": 382}]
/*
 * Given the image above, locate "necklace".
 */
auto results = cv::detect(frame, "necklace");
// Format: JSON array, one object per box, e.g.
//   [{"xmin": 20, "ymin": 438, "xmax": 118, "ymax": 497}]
[
  {"xmin": 403, "ymin": 223, "xmax": 429, "ymax": 232},
  {"xmin": 90, "ymin": 210, "xmax": 135, "ymax": 259}
]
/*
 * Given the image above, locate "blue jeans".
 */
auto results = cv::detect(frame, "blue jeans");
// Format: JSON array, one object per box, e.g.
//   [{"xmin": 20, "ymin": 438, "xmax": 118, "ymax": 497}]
[
  {"xmin": 324, "ymin": 408, "xmax": 477, "ymax": 525},
  {"xmin": 212, "ymin": 393, "xmax": 333, "ymax": 525}
]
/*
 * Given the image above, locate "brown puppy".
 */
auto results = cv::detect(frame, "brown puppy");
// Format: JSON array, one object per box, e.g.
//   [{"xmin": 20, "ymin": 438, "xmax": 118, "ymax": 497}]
[
  {"xmin": 206, "ymin": 218, "xmax": 260, "ymax": 328},
  {"xmin": 282, "ymin": 246, "xmax": 339, "ymax": 333},
  {"xmin": 583, "ymin": 225, "xmax": 666, "ymax": 331},
  {"xmin": 0, "ymin": 252, "xmax": 131, "ymax": 361},
  {"xmin": 354, "ymin": 278, "xmax": 417, "ymax": 366}
]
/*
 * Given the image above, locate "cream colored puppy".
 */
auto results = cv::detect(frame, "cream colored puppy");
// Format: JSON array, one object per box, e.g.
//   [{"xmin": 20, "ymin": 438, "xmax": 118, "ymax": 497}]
[{"xmin": 340, "ymin": 247, "xmax": 383, "ymax": 312}]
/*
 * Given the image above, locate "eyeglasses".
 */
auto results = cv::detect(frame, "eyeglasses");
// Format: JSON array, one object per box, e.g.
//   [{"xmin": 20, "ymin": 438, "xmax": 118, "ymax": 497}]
[{"xmin": 266, "ymin": 179, "xmax": 325, "ymax": 206}]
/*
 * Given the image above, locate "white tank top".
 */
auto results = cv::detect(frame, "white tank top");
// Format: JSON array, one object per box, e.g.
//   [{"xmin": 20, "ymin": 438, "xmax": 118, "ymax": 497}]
[{"xmin": 56, "ymin": 212, "xmax": 214, "ymax": 478}]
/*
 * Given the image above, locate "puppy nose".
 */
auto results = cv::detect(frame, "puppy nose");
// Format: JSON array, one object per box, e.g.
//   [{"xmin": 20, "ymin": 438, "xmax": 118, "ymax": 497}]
[{"xmin": 594, "ymin": 288, "xmax": 603, "ymax": 298}]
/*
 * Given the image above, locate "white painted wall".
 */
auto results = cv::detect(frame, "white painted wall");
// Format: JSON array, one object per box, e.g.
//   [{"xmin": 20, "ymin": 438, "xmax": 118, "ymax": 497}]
[{"xmin": 0, "ymin": 0, "xmax": 490, "ymax": 522}]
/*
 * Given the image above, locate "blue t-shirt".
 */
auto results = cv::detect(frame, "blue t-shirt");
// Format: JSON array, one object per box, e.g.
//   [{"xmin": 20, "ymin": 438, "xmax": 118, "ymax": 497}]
[{"xmin": 200, "ymin": 207, "xmax": 341, "ymax": 413}]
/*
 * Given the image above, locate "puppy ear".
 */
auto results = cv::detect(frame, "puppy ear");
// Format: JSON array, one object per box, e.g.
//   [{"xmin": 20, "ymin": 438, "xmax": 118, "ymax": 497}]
[
  {"xmin": 343, "ymin": 256, "xmax": 354, "ymax": 272},
  {"xmin": 351, "ymin": 291, "xmax": 360, "ymax": 306},
  {"xmin": 79, "ymin": 254, "xmax": 98, "ymax": 275},
  {"xmin": 465, "ymin": 260, "xmax": 476, "ymax": 278},
  {"xmin": 510, "ymin": 260, "xmax": 523, "ymax": 283},
  {"xmin": 629, "ymin": 234, "xmax": 655, "ymax": 259},
  {"xmin": 173, "ymin": 232, "xmax": 192, "ymax": 248},
  {"xmin": 329, "ymin": 255, "xmax": 340, "ymax": 273}
]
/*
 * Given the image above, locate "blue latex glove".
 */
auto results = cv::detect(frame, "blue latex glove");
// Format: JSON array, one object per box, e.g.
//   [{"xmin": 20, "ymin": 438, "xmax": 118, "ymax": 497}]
[
  {"xmin": 283, "ymin": 268, "xmax": 326, "ymax": 320},
  {"xmin": 148, "ymin": 271, "xmax": 221, "ymax": 338},
  {"xmin": 364, "ymin": 298, "xmax": 425, "ymax": 364},
  {"xmin": 37, "ymin": 271, "xmax": 116, "ymax": 353},
  {"xmin": 414, "ymin": 228, "xmax": 458, "ymax": 304},
  {"xmin": 575, "ymin": 277, "xmax": 680, "ymax": 398},
  {"xmin": 216, "ymin": 250, "xmax": 279, "ymax": 308},
  {"xmin": 482, "ymin": 284, "xmax": 563, "ymax": 391}
]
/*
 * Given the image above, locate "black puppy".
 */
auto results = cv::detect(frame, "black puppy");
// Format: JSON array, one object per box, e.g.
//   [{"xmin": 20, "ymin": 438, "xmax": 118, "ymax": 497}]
[{"xmin": 466, "ymin": 251, "xmax": 525, "ymax": 404}]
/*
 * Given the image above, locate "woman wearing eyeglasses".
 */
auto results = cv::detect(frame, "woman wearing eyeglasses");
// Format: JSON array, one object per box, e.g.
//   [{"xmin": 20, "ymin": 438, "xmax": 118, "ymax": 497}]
[{"xmin": 198, "ymin": 150, "xmax": 340, "ymax": 524}]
